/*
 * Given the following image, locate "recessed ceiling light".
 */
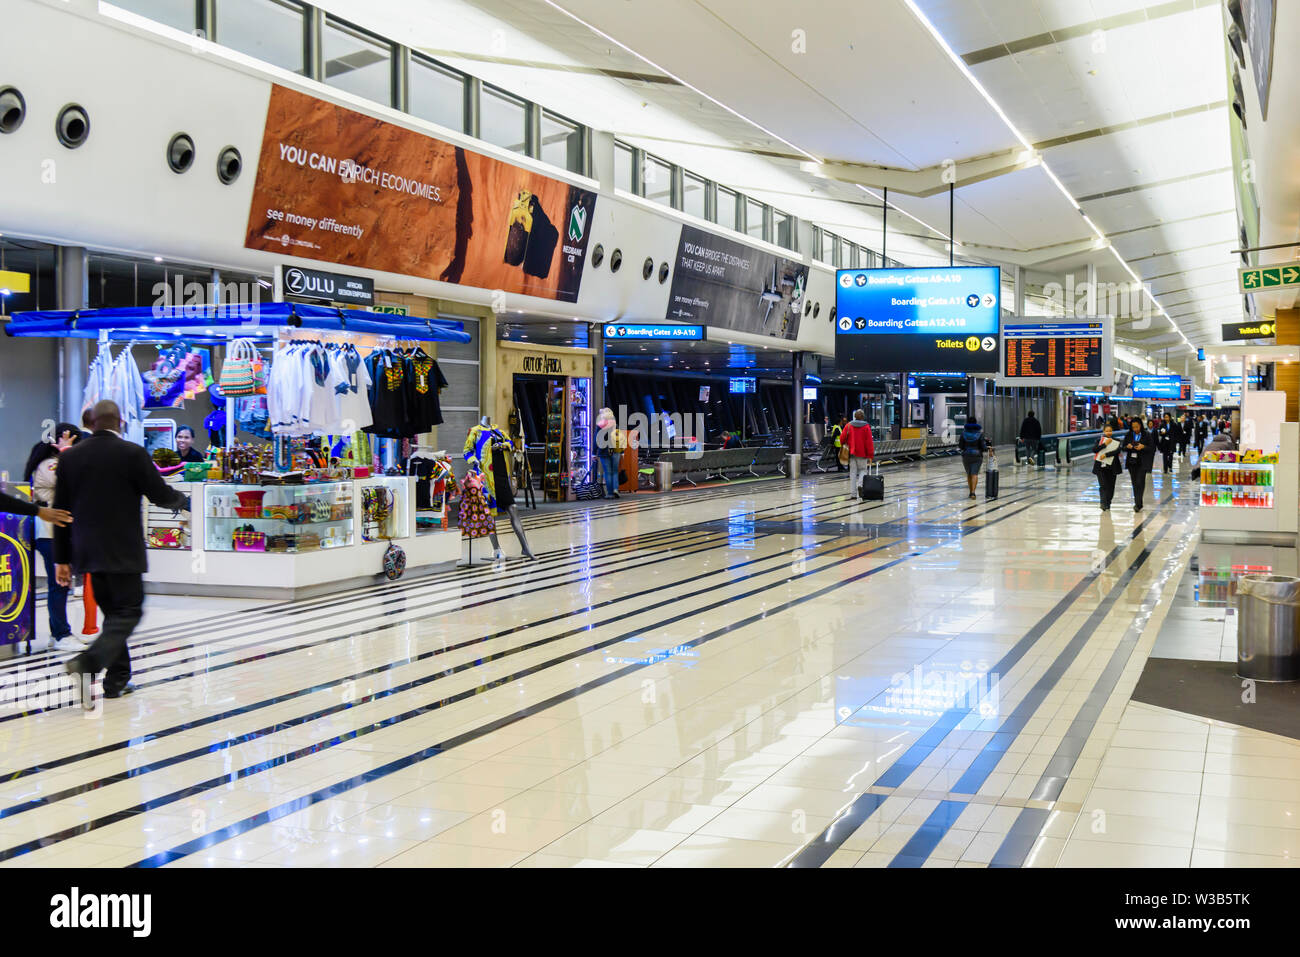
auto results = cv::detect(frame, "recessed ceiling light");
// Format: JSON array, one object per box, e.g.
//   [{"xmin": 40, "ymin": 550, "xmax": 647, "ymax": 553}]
[{"xmin": 153, "ymin": 256, "xmax": 163, "ymax": 263}]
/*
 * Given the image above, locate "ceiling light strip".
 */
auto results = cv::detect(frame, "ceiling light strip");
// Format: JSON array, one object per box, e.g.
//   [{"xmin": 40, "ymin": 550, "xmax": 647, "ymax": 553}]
[
  {"xmin": 901, "ymin": 0, "xmax": 1196, "ymax": 352},
  {"xmin": 538, "ymin": 0, "xmax": 820, "ymax": 162}
]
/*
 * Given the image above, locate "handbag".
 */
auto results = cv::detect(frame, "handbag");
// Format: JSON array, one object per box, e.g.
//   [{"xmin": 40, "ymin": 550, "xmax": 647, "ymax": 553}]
[
  {"xmin": 220, "ymin": 338, "xmax": 260, "ymax": 397},
  {"xmin": 838, "ymin": 444, "xmax": 850, "ymax": 466}
]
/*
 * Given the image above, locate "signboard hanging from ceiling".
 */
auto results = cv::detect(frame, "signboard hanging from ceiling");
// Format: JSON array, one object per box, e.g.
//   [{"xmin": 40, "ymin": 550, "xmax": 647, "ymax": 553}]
[
  {"xmin": 996, "ymin": 317, "xmax": 1113, "ymax": 387},
  {"xmin": 1131, "ymin": 375, "xmax": 1182, "ymax": 399},
  {"xmin": 1221, "ymin": 319, "xmax": 1275, "ymax": 341},
  {"xmin": 834, "ymin": 266, "xmax": 1001, "ymax": 373}
]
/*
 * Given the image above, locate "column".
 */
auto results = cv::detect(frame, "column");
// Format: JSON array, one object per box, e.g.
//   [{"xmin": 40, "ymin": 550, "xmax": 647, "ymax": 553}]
[
  {"xmin": 590, "ymin": 322, "xmax": 605, "ymax": 416},
  {"xmin": 792, "ymin": 352, "xmax": 805, "ymax": 454},
  {"xmin": 1085, "ymin": 263, "xmax": 1098, "ymax": 316},
  {"xmin": 480, "ymin": 309, "xmax": 498, "ymax": 425},
  {"xmin": 56, "ymin": 245, "xmax": 88, "ymax": 423},
  {"xmin": 1276, "ymin": 307, "xmax": 1298, "ymax": 421}
]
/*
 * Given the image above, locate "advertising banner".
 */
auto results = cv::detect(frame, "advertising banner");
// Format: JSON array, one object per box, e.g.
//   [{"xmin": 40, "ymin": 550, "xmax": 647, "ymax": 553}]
[
  {"xmin": 835, "ymin": 266, "xmax": 1001, "ymax": 373},
  {"xmin": 665, "ymin": 225, "xmax": 806, "ymax": 340},
  {"xmin": 0, "ymin": 512, "xmax": 34, "ymax": 648},
  {"xmin": 245, "ymin": 85, "xmax": 598, "ymax": 303}
]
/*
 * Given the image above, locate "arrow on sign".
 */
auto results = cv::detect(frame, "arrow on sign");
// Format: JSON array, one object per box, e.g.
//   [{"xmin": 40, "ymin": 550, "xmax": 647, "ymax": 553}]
[{"xmin": 1285, "ymin": 267, "xmax": 1300, "ymax": 285}]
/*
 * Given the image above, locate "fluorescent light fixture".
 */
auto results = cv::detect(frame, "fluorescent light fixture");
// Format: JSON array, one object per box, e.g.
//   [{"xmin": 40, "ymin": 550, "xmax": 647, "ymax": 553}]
[
  {"xmin": 539, "ymin": 0, "xmax": 819, "ymax": 162},
  {"xmin": 902, "ymin": 0, "xmax": 1200, "ymax": 353}
]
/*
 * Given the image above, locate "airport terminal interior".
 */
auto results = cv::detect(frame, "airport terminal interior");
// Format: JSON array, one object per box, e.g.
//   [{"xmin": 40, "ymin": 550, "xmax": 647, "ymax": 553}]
[{"xmin": 0, "ymin": 0, "xmax": 1298, "ymax": 881}]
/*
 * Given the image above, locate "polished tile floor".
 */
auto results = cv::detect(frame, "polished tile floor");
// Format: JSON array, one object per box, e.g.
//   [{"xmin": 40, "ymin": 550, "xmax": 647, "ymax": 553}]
[{"xmin": 0, "ymin": 451, "xmax": 1291, "ymax": 867}]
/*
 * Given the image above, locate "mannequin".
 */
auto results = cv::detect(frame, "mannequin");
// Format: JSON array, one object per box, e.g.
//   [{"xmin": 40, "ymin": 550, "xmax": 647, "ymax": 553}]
[{"xmin": 464, "ymin": 415, "xmax": 535, "ymax": 560}]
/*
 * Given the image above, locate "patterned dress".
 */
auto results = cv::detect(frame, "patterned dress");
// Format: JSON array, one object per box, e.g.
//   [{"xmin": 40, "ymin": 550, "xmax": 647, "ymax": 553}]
[{"xmin": 458, "ymin": 474, "xmax": 496, "ymax": 539}]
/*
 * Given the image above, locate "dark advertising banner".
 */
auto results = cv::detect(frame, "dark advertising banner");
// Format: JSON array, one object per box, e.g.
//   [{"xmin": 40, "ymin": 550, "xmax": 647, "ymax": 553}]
[
  {"xmin": 0, "ymin": 512, "xmax": 34, "ymax": 649},
  {"xmin": 835, "ymin": 266, "xmax": 1001, "ymax": 373},
  {"xmin": 1222, "ymin": 319, "xmax": 1275, "ymax": 341},
  {"xmin": 665, "ymin": 225, "xmax": 806, "ymax": 340},
  {"xmin": 246, "ymin": 85, "xmax": 598, "ymax": 303}
]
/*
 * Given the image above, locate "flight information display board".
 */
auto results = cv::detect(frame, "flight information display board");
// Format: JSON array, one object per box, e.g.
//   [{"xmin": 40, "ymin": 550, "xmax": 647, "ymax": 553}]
[
  {"xmin": 1003, "ymin": 322, "xmax": 1104, "ymax": 378},
  {"xmin": 996, "ymin": 317, "xmax": 1112, "ymax": 387},
  {"xmin": 834, "ymin": 266, "xmax": 1001, "ymax": 373}
]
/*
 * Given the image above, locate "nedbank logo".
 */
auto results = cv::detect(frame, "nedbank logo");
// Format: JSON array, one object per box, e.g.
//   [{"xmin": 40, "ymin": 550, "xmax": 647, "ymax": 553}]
[{"xmin": 568, "ymin": 204, "xmax": 587, "ymax": 242}]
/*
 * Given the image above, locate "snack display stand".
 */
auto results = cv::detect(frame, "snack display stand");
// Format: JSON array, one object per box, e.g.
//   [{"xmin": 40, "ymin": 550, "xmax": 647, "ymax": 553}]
[
  {"xmin": 7, "ymin": 303, "xmax": 467, "ymax": 598},
  {"xmin": 1199, "ymin": 422, "xmax": 1298, "ymax": 545}
]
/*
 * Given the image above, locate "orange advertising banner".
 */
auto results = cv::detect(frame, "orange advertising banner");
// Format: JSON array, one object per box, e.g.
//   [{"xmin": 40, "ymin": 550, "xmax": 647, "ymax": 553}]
[{"xmin": 244, "ymin": 85, "xmax": 598, "ymax": 303}]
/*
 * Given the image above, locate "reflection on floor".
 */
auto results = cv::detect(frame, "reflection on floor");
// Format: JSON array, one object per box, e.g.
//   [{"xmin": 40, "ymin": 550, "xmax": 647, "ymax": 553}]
[{"xmin": 0, "ymin": 454, "xmax": 1294, "ymax": 867}]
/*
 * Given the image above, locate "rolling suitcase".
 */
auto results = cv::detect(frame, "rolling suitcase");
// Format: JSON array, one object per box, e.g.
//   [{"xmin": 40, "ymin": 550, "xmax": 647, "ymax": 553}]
[
  {"xmin": 985, "ymin": 450, "xmax": 999, "ymax": 500},
  {"xmin": 859, "ymin": 461, "xmax": 884, "ymax": 501}
]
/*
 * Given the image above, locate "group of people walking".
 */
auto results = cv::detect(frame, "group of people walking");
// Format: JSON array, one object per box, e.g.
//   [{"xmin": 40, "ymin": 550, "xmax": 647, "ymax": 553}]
[{"xmin": 1090, "ymin": 411, "xmax": 1215, "ymax": 513}]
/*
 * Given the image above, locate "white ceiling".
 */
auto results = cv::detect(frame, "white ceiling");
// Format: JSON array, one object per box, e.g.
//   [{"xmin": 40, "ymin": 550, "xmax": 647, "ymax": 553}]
[{"xmin": 316, "ymin": 0, "xmax": 1253, "ymax": 359}]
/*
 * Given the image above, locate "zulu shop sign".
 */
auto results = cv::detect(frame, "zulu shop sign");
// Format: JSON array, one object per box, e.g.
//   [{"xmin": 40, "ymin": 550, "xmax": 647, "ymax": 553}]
[
  {"xmin": 1221, "ymin": 319, "xmax": 1276, "ymax": 341},
  {"xmin": 282, "ymin": 265, "xmax": 374, "ymax": 305},
  {"xmin": 665, "ymin": 224, "xmax": 806, "ymax": 341},
  {"xmin": 521, "ymin": 355, "xmax": 562, "ymax": 374},
  {"xmin": 246, "ymin": 85, "xmax": 598, "ymax": 304}
]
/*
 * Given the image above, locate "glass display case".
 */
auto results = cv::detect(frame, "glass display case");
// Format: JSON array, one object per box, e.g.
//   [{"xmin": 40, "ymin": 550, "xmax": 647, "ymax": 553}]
[
  {"xmin": 544, "ymin": 382, "xmax": 566, "ymax": 502},
  {"xmin": 358, "ymin": 476, "xmax": 409, "ymax": 541},
  {"xmin": 204, "ymin": 482, "xmax": 354, "ymax": 553},
  {"xmin": 145, "ymin": 481, "xmax": 191, "ymax": 550},
  {"xmin": 569, "ymin": 377, "xmax": 591, "ymax": 487}
]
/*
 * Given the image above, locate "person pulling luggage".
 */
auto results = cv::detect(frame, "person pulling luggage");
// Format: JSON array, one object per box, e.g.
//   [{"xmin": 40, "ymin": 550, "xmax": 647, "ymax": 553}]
[{"xmin": 843, "ymin": 410, "xmax": 875, "ymax": 496}]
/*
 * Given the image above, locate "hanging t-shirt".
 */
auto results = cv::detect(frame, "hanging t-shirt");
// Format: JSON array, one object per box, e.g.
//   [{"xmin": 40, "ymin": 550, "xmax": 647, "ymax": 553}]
[
  {"xmin": 308, "ymin": 346, "xmax": 346, "ymax": 435},
  {"xmin": 405, "ymin": 351, "xmax": 449, "ymax": 434},
  {"xmin": 333, "ymin": 346, "xmax": 373, "ymax": 434},
  {"xmin": 365, "ymin": 350, "xmax": 407, "ymax": 438}
]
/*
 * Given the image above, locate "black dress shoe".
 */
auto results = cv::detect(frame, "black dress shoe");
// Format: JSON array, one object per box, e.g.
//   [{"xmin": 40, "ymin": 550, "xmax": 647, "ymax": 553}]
[{"xmin": 104, "ymin": 683, "xmax": 136, "ymax": 699}]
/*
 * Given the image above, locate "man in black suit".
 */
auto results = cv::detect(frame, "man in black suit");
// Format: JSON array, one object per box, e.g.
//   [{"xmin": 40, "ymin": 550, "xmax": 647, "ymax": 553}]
[{"xmin": 55, "ymin": 400, "xmax": 189, "ymax": 704}]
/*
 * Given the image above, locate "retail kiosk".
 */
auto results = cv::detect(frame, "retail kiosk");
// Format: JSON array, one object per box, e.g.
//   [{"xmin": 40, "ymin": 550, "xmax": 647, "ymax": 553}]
[
  {"xmin": 1199, "ymin": 344, "xmax": 1299, "ymax": 546},
  {"xmin": 6, "ymin": 303, "xmax": 466, "ymax": 597}
]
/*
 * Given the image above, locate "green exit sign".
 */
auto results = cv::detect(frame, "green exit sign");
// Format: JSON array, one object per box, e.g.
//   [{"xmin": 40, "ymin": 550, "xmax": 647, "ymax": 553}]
[
  {"xmin": 1240, "ymin": 264, "xmax": 1300, "ymax": 292},
  {"xmin": 371, "ymin": 303, "xmax": 409, "ymax": 316}
]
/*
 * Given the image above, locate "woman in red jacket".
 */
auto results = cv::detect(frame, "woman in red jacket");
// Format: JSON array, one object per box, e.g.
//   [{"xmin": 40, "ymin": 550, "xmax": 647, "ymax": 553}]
[{"xmin": 842, "ymin": 410, "xmax": 875, "ymax": 494}]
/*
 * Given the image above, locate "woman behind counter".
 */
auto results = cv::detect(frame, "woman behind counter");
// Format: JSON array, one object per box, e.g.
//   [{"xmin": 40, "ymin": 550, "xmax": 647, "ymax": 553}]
[{"xmin": 174, "ymin": 425, "xmax": 206, "ymax": 463}]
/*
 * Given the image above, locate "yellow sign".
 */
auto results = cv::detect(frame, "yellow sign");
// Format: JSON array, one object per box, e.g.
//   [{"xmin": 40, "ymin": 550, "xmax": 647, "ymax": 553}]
[{"xmin": 0, "ymin": 270, "xmax": 30, "ymax": 295}]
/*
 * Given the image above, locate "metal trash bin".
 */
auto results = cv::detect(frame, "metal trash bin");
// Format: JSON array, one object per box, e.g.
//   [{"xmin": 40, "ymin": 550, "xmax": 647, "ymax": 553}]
[
  {"xmin": 654, "ymin": 460, "xmax": 673, "ymax": 492},
  {"xmin": 785, "ymin": 453, "xmax": 801, "ymax": 479},
  {"xmin": 1237, "ymin": 575, "xmax": 1300, "ymax": 682}
]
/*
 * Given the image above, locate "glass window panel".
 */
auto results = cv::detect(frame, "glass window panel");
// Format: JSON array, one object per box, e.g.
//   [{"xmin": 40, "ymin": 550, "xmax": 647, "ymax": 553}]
[
  {"xmin": 614, "ymin": 141, "xmax": 634, "ymax": 193},
  {"xmin": 682, "ymin": 173, "xmax": 706, "ymax": 220},
  {"xmin": 746, "ymin": 199, "xmax": 765, "ymax": 240},
  {"xmin": 480, "ymin": 85, "xmax": 527, "ymax": 154},
  {"xmin": 323, "ymin": 17, "xmax": 391, "ymax": 104},
  {"xmin": 820, "ymin": 230, "xmax": 837, "ymax": 264},
  {"xmin": 113, "ymin": 0, "xmax": 194, "ymax": 33},
  {"xmin": 216, "ymin": 0, "xmax": 305, "ymax": 74},
  {"xmin": 716, "ymin": 187, "xmax": 738, "ymax": 232},
  {"xmin": 409, "ymin": 54, "xmax": 464, "ymax": 132},
  {"xmin": 540, "ymin": 111, "xmax": 582, "ymax": 173},
  {"xmin": 643, "ymin": 154, "xmax": 673, "ymax": 205},
  {"xmin": 773, "ymin": 210, "xmax": 792, "ymax": 249}
]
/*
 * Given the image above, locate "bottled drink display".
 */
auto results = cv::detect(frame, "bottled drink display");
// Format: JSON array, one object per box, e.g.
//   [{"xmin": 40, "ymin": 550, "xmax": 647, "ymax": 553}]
[{"xmin": 1198, "ymin": 450, "xmax": 1276, "ymax": 508}]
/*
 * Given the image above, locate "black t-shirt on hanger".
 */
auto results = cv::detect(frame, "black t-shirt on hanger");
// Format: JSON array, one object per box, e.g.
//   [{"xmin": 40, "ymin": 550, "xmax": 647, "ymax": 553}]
[
  {"xmin": 365, "ymin": 350, "xmax": 408, "ymax": 438},
  {"xmin": 405, "ymin": 350, "xmax": 449, "ymax": 433}
]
